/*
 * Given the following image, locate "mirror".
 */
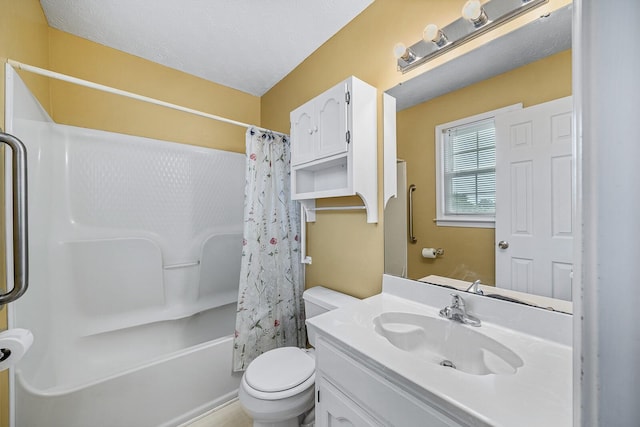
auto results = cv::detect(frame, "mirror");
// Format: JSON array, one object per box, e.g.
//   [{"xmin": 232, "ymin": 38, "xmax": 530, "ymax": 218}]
[{"xmin": 384, "ymin": 4, "xmax": 573, "ymax": 313}]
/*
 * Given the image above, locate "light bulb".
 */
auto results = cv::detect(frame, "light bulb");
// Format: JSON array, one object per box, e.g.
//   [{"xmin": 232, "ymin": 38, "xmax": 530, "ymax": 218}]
[
  {"xmin": 423, "ymin": 24, "xmax": 448, "ymax": 48},
  {"xmin": 462, "ymin": 0, "xmax": 489, "ymax": 27},
  {"xmin": 393, "ymin": 43, "xmax": 407, "ymax": 59},
  {"xmin": 423, "ymin": 24, "xmax": 439, "ymax": 42},
  {"xmin": 462, "ymin": 0, "xmax": 482, "ymax": 20},
  {"xmin": 393, "ymin": 43, "xmax": 416, "ymax": 62}
]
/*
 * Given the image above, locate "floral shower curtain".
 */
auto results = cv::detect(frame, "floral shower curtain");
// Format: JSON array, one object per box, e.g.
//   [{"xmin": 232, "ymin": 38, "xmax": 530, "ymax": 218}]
[{"xmin": 232, "ymin": 128, "xmax": 305, "ymax": 371}]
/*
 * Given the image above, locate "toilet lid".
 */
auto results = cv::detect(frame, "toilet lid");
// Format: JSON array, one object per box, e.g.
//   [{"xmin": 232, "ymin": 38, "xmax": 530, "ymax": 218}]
[{"xmin": 245, "ymin": 347, "xmax": 315, "ymax": 393}]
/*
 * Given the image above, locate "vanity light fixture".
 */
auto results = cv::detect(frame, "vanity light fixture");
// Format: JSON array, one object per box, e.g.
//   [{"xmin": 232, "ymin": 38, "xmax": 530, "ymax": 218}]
[
  {"xmin": 423, "ymin": 24, "xmax": 449, "ymax": 48},
  {"xmin": 395, "ymin": 0, "xmax": 549, "ymax": 74}
]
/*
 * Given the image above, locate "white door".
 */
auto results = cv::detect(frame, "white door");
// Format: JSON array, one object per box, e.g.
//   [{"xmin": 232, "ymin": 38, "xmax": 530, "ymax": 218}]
[{"xmin": 495, "ymin": 96, "xmax": 573, "ymax": 300}]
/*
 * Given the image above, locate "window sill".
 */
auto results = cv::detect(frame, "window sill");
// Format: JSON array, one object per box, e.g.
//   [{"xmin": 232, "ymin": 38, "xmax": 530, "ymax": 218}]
[{"xmin": 436, "ymin": 219, "xmax": 495, "ymax": 229}]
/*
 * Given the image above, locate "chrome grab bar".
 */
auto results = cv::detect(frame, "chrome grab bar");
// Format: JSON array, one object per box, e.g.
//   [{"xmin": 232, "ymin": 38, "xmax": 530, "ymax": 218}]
[
  {"xmin": 0, "ymin": 131, "xmax": 29, "ymax": 306},
  {"xmin": 408, "ymin": 184, "xmax": 417, "ymax": 243}
]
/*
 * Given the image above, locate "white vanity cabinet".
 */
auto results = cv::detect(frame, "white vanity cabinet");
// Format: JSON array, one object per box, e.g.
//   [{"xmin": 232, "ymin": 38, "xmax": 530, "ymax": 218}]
[
  {"xmin": 308, "ymin": 275, "xmax": 573, "ymax": 427},
  {"xmin": 314, "ymin": 336, "xmax": 471, "ymax": 427},
  {"xmin": 290, "ymin": 76, "xmax": 377, "ymax": 222}
]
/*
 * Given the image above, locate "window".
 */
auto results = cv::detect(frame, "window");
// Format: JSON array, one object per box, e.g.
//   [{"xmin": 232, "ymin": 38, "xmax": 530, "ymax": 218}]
[{"xmin": 435, "ymin": 105, "xmax": 521, "ymax": 228}]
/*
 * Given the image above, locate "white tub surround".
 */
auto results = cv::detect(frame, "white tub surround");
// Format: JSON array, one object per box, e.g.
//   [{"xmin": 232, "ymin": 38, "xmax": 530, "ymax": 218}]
[
  {"xmin": 6, "ymin": 66, "xmax": 244, "ymax": 427},
  {"xmin": 307, "ymin": 274, "xmax": 572, "ymax": 426}
]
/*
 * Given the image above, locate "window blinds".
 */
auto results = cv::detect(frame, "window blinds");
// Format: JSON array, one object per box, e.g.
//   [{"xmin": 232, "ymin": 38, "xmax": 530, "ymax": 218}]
[{"xmin": 443, "ymin": 118, "xmax": 496, "ymax": 216}]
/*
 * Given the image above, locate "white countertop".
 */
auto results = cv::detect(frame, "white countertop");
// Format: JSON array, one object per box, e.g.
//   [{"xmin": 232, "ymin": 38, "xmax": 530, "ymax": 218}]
[{"xmin": 307, "ymin": 275, "xmax": 572, "ymax": 427}]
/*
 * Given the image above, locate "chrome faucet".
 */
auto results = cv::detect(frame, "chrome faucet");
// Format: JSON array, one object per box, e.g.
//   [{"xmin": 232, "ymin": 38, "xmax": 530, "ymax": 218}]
[
  {"xmin": 466, "ymin": 279, "xmax": 484, "ymax": 295},
  {"xmin": 439, "ymin": 294, "xmax": 481, "ymax": 327}
]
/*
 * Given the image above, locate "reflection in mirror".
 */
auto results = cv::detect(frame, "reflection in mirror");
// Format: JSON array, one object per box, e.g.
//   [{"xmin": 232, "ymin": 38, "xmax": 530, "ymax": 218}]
[
  {"xmin": 383, "ymin": 4, "xmax": 573, "ymax": 313},
  {"xmin": 384, "ymin": 161, "xmax": 408, "ymax": 278}
]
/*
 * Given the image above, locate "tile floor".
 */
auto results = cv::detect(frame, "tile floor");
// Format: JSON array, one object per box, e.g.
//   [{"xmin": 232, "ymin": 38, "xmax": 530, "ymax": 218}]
[{"xmin": 182, "ymin": 399, "xmax": 252, "ymax": 427}]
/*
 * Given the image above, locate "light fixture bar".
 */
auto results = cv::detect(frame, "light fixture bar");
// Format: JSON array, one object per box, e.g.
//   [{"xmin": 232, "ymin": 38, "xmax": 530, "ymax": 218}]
[{"xmin": 397, "ymin": 0, "xmax": 548, "ymax": 74}]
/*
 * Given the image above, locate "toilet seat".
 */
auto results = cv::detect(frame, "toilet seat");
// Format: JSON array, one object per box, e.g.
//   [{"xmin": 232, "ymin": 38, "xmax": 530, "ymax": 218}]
[{"xmin": 243, "ymin": 347, "xmax": 315, "ymax": 400}]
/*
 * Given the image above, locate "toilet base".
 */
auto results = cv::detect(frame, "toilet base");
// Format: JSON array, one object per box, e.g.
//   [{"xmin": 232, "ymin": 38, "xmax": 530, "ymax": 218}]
[{"xmin": 238, "ymin": 376, "xmax": 314, "ymax": 427}]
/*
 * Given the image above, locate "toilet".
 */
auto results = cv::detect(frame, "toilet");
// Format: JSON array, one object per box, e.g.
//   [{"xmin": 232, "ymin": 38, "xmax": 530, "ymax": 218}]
[{"xmin": 238, "ymin": 286, "xmax": 359, "ymax": 427}]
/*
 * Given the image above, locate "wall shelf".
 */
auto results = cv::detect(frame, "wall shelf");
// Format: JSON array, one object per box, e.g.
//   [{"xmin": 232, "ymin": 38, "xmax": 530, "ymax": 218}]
[{"xmin": 290, "ymin": 76, "xmax": 378, "ymax": 223}]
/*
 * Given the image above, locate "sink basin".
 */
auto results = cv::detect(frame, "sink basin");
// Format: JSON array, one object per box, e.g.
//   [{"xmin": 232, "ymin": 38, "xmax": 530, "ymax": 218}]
[{"xmin": 373, "ymin": 312, "xmax": 523, "ymax": 375}]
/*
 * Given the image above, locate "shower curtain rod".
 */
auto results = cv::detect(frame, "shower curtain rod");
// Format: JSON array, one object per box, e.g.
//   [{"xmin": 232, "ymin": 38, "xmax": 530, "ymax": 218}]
[{"xmin": 7, "ymin": 59, "xmax": 288, "ymax": 138}]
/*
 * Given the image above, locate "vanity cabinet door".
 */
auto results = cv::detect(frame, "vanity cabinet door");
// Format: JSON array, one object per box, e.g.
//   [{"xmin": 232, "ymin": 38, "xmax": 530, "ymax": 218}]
[{"xmin": 316, "ymin": 376, "xmax": 381, "ymax": 427}]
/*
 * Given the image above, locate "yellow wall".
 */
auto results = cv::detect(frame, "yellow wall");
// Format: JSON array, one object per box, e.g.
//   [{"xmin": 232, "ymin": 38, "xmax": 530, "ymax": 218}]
[
  {"xmin": 400, "ymin": 50, "xmax": 572, "ymax": 284},
  {"xmin": 0, "ymin": 0, "xmax": 51, "ymax": 128},
  {"xmin": 261, "ymin": 0, "xmax": 571, "ymax": 298},
  {"xmin": 48, "ymin": 28, "xmax": 260, "ymax": 153},
  {"xmin": 0, "ymin": 1, "xmax": 50, "ymax": 425}
]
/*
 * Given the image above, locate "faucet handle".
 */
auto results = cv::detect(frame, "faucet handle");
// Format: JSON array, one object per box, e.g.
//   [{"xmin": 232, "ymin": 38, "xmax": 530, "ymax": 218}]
[
  {"xmin": 442, "ymin": 293, "xmax": 481, "ymax": 327},
  {"xmin": 450, "ymin": 293, "xmax": 464, "ymax": 309},
  {"xmin": 439, "ymin": 306, "xmax": 452, "ymax": 319}
]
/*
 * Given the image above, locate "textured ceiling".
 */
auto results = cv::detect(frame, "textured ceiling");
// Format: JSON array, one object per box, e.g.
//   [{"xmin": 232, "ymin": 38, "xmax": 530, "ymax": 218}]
[{"xmin": 39, "ymin": 0, "xmax": 374, "ymax": 96}]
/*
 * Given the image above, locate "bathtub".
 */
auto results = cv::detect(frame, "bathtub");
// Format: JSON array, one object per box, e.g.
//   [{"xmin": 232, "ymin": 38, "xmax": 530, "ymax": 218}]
[{"xmin": 15, "ymin": 305, "xmax": 241, "ymax": 427}]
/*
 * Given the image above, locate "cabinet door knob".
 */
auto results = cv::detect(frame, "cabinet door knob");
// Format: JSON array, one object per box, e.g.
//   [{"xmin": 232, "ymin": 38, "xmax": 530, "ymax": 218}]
[{"xmin": 308, "ymin": 129, "xmax": 314, "ymax": 135}]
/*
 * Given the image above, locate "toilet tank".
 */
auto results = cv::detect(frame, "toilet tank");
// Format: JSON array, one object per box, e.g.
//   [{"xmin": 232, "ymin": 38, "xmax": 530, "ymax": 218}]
[
  {"xmin": 303, "ymin": 286, "xmax": 359, "ymax": 347},
  {"xmin": 303, "ymin": 286, "xmax": 359, "ymax": 318}
]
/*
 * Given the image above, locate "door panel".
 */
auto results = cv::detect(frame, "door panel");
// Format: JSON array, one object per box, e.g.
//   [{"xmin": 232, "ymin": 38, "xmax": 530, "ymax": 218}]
[
  {"xmin": 510, "ymin": 257, "xmax": 534, "ymax": 294},
  {"xmin": 510, "ymin": 161, "xmax": 533, "ymax": 235},
  {"xmin": 552, "ymin": 261, "xmax": 573, "ymax": 300}
]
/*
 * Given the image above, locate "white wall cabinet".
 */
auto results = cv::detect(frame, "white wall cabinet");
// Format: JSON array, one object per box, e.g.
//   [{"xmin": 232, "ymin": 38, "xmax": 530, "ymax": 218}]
[
  {"xmin": 291, "ymin": 82, "xmax": 348, "ymax": 166},
  {"xmin": 314, "ymin": 336, "xmax": 473, "ymax": 427},
  {"xmin": 290, "ymin": 76, "xmax": 377, "ymax": 223}
]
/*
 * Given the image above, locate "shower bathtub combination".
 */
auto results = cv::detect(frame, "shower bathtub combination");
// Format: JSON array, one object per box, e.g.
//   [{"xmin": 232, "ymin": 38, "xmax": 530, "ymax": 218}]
[{"xmin": 5, "ymin": 66, "xmax": 246, "ymax": 426}]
